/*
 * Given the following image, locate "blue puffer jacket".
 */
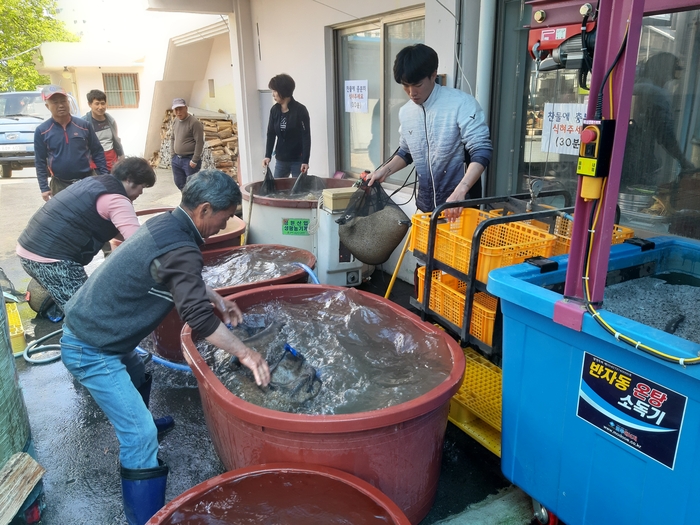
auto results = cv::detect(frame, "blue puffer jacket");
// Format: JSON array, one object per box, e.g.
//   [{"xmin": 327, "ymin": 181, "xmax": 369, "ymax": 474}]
[{"xmin": 396, "ymin": 83, "xmax": 492, "ymax": 212}]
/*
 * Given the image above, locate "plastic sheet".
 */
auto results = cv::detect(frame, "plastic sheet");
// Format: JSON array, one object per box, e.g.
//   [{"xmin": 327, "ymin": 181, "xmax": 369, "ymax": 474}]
[
  {"xmin": 197, "ymin": 288, "xmax": 452, "ymax": 415},
  {"xmin": 201, "ymin": 245, "xmax": 304, "ymax": 289}
]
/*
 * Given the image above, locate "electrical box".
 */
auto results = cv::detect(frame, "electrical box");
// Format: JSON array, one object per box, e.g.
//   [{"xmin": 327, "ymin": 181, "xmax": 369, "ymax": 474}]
[{"xmin": 576, "ymin": 119, "xmax": 616, "ymax": 178}]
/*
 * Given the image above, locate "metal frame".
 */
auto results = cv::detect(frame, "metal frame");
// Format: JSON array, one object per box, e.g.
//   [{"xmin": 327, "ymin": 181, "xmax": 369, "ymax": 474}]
[{"xmin": 411, "ymin": 189, "xmax": 572, "ymax": 360}]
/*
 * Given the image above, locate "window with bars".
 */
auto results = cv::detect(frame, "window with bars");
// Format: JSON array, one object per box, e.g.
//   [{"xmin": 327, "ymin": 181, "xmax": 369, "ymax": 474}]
[{"xmin": 102, "ymin": 73, "xmax": 140, "ymax": 108}]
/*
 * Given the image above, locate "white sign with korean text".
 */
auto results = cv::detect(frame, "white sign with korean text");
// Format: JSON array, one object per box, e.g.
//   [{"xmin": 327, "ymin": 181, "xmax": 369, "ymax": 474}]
[
  {"xmin": 344, "ymin": 80, "xmax": 368, "ymax": 113},
  {"xmin": 541, "ymin": 102, "xmax": 588, "ymax": 156}
]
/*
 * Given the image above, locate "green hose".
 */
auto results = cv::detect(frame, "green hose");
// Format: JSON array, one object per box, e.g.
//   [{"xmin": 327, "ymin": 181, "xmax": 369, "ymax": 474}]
[{"xmin": 19, "ymin": 329, "xmax": 63, "ymax": 364}]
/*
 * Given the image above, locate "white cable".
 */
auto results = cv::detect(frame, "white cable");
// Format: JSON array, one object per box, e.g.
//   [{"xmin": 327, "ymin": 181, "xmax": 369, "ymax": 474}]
[{"xmin": 307, "ymin": 195, "xmax": 323, "ymax": 235}]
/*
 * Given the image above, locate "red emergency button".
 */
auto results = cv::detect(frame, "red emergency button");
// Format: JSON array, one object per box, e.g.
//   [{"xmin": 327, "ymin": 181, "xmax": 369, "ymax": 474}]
[{"xmin": 581, "ymin": 127, "xmax": 598, "ymax": 144}]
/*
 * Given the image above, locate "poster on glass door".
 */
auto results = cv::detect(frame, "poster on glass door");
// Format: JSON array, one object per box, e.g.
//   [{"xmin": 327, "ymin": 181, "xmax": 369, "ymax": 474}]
[
  {"xmin": 345, "ymin": 80, "xmax": 368, "ymax": 113},
  {"xmin": 540, "ymin": 102, "xmax": 587, "ymax": 155}
]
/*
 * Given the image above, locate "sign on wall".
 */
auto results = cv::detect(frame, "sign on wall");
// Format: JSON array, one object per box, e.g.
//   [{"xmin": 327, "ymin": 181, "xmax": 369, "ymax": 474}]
[
  {"xmin": 540, "ymin": 102, "xmax": 588, "ymax": 156},
  {"xmin": 344, "ymin": 80, "xmax": 368, "ymax": 113}
]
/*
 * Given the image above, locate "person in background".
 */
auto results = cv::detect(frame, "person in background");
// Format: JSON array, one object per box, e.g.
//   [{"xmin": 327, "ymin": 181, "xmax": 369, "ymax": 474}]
[
  {"xmin": 17, "ymin": 157, "xmax": 155, "ymax": 312},
  {"xmin": 621, "ymin": 52, "xmax": 695, "ymax": 189},
  {"xmin": 170, "ymin": 97, "xmax": 204, "ymax": 190},
  {"xmin": 367, "ymin": 44, "xmax": 493, "ymax": 220},
  {"xmin": 263, "ymin": 74, "xmax": 311, "ymax": 178},
  {"xmin": 59, "ymin": 170, "xmax": 270, "ymax": 525},
  {"xmin": 83, "ymin": 89, "xmax": 125, "ymax": 172},
  {"xmin": 34, "ymin": 84, "xmax": 109, "ymax": 201}
]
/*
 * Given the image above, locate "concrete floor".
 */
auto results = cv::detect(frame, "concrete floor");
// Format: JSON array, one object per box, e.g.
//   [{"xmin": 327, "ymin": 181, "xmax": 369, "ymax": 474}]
[{"xmin": 1, "ymin": 168, "xmax": 534, "ymax": 524}]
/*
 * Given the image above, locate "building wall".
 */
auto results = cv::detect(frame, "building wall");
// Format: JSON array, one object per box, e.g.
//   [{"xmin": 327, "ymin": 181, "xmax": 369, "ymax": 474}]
[{"xmin": 190, "ymin": 34, "xmax": 237, "ymax": 114}]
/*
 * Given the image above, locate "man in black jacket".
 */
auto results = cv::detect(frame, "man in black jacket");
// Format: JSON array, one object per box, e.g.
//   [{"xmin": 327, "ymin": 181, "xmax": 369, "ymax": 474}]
[{"xmin": 262, "ymin": 74, "xmax": 311, "ymax": 178}]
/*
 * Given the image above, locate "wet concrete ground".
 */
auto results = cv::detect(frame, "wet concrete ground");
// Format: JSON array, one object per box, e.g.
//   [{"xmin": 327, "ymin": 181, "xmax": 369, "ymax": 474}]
[{"xmin": 1, "ymin": 168, "xmax": 531, "ymax": 524}]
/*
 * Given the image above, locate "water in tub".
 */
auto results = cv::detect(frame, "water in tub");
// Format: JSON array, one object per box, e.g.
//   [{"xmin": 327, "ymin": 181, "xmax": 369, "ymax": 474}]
[
  {"xmin": 196, "ymin": 288, "xmax": 453, "ymax": 414},
  {"xmin": 254, "ymin": 188, "xmax": 323, "ymax": 201},
  {"xmin": 602, "ymin": 272, "xmax": 700, "ymax": 343},
  {"xmin": 201, "ymin": 245, "xmax": 302, "ymax": 288}
]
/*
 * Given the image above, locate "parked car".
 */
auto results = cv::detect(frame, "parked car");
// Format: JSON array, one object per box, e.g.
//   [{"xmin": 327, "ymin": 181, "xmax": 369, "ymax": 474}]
[{"xmin": 0, "ymin": 90, "xmax": 80, "ymax": 178}]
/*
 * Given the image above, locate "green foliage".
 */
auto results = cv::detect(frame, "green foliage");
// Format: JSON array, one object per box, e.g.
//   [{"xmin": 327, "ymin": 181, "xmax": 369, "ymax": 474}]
[{"xmin": 0, "ymin": 0, "xmax": 78, "ymax": 92}]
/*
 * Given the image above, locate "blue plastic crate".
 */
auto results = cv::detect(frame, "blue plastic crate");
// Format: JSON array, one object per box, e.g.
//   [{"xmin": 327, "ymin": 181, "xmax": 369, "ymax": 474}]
[{"xmin": 487, "ymin": 237, "xmax": 700, "ymax": 525}]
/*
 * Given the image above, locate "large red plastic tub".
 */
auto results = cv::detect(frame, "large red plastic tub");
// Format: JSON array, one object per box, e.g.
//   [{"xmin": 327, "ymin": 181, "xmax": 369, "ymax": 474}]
[
  {"xmin": 153, "ymin": 245, "xmax": 316, "ymax": 362},
  {"xmin": 110, "ymin": 207, "xmax": 246, "ymax": 251},
  {"xmin": 181, "ymin": 284, "xmax": 466, "ymax": 524},
  {"xmin": 146, "ymin": 463, "xmax": 411, "ymax": 524}
]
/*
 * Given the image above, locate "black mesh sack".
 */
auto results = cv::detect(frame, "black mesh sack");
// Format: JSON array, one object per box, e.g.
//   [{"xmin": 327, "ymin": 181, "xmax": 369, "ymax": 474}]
[
  {"xmin": 259, "ymin": 166, "xmax": 276, "ymax": 196},
  {"xmin": 336, "ymin": 182, "xmax": 410, "ymax": 265}
]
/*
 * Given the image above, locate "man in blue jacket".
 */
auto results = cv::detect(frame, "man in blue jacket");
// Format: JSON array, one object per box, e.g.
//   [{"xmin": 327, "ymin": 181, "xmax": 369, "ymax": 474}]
[
  {"xmin": 368, "ymin": 44, "xmax": 492, "ymax": 220},
  {"xmin": 34, "ymin": 84, "xmax": 109, "ymax": 202}
]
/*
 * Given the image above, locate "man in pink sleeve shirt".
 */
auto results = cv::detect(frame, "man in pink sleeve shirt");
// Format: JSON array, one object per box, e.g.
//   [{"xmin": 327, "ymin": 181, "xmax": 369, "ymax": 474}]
[{"xmin": 17, "ymin": 157, "xmax": 156, "ymax": 311}]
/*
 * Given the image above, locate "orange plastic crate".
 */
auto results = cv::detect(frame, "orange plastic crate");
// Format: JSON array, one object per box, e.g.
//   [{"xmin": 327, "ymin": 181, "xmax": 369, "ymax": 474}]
[
  {"xmin": 550, "ymin": 216, "xmax": 635, "ymax": 256},
  {"xmin": 410, "ymin": 208, "xmax": 556, "ymax": 282},
  {"xmin": 487, "ymin": 207, "xmax": 634, "ymax": 256},
  {"xmin": 416, "ymin": 267, "xmax": 498, "ymax": 345}
]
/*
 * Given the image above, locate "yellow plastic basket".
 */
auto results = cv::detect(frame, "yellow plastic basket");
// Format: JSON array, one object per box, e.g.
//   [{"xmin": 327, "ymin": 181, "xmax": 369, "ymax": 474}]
[
  {"xmin": 6, "ymin": 302, "xmax": 26, "ymax": 355},
  {"xmin": 487, "ymin": 207, "xmax": 635, "ymax": 256},
  {"xmin": 550, "ymin": 216, "xmax": 635, "ymax": 256},
  {"xmin": 410, "ymin": 208, "xmax": 556, "ymax": 282},
  {"xmin": 416, "ymin": 267, "xmax": 498, "ymax": 345},
  {"xmin": 451, "ymin": 347, "xmax": 502, "ymax": 431}
]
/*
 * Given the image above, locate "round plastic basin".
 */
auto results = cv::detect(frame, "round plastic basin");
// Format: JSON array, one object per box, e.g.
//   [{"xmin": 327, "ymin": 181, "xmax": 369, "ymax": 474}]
[
  {"xmin": 110, "ymin": 207, "xmax": 246, "ymax": 251},
  {"xmin": 146, "ymin": 463, "xmax": 411, "ymax": 524},
  {"xmin": 152, "ymin": 245, "xmax": 315, "ymax": 362},
  {"xmin": 240, "ymin": 178, "xmax": 355, "ymax": 248},
  {"xmin": 181, "ymin": 284, "xmax": 466, "ymax": 524}
]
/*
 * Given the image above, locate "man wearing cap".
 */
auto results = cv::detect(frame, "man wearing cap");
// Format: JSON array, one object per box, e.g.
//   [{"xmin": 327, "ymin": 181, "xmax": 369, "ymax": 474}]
[
  {"xmin": 34, "ymin": 85, "xmax": 109, "ymax": 202},
  {"xmin": 170, "ymin": 98, "xmax": 204, "ymax": 190}
]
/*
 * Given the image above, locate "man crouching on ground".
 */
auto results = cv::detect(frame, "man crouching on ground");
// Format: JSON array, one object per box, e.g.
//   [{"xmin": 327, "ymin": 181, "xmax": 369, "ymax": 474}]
[{"xmin": 59, "ymin": 169, "xmax": 270, "ymax": 525}]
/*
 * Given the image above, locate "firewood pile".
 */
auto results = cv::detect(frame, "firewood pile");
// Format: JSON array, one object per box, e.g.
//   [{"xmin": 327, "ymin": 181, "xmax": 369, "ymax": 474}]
[{"xmin": 149, "ymin": 110, "xmax": 238, "ymax": 181}]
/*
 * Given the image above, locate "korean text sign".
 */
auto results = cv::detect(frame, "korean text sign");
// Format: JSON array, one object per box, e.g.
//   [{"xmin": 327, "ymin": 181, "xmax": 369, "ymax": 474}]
[
  {"xmin": 344, "ymin": 80, "xmax": 368, "ymax": 113},
  {"xmin": 541, "ymin": 102, "xmax": 587, "ymax": 155},
  {"xmin": 577, "ymin": 352, "xmax": 687, "ymax": 469}
]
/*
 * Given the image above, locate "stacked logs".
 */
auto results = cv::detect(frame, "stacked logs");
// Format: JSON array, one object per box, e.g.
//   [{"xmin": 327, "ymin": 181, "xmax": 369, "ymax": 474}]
[{"xmin": 150, "ymin": 110, "xmax": 238, "ymax": 181}]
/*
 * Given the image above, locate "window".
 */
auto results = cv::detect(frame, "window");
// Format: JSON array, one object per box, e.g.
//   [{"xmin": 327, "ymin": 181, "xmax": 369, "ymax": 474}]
[
  {"xmin": 102, "ymin": 73, "xmax": 139, "ymax": 108},
  {"xmin": 512, "ymin": 8, "xmax": 700, "ymax": 240},
  {"xmin": 335, "ymin": 9, "xmax": 424, "ymax": 183}
]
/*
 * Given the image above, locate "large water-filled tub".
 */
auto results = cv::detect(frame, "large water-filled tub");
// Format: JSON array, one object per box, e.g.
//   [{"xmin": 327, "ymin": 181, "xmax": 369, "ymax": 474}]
[
  {"xmin": 153, "ymin": 245, "xmax": 316, "ymax": 363},
  {"xmin": 146, "ymin": 463, "xmax": 411, "ymax": 524},
  {"xmin": 181, "ymin": 284, "xmax": 466, "ymax": 524},
  {"xmin": 241, "ymin": 178, "xmax": 355, "ymax": 249},
  {"xmin": 110, "ymin": 207, "xmax": 246, "ymax": 251}
]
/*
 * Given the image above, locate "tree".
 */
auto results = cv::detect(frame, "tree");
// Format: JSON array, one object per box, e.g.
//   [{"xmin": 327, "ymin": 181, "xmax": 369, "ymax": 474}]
[{"xmin": 0, "ymin": 0, "xmax": 77, "ymax": 92}]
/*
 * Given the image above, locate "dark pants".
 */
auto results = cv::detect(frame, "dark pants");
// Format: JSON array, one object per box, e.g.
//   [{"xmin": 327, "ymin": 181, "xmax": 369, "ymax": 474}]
[
  {"xmin": 171, "ymin": 155, "xmax": 201, "ymax": 190},
  {"xmin": 273, "ymin": 160, "xmax": 302, "ymax": 179}
]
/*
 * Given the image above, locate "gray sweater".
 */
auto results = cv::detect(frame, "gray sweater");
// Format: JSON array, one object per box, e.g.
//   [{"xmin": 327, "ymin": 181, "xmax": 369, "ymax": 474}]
[
  {"xmin": 170, "ymin": 114, "xmax": 204, "ymax": 162},
  {"xmin": 64, "ymin": 207, "xmax": 218, "ymax": 353}
]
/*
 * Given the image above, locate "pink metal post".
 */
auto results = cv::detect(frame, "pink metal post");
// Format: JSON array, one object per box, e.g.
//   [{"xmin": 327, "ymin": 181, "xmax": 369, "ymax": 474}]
[{"xmin": 551, "ymin": 0, "xmax": 646, "ymax": 330}]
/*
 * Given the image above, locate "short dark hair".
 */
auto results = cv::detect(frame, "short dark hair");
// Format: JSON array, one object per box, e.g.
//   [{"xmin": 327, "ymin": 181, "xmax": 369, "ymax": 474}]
[
  {"xmin": 393, "ymin": 44, "xmax": 439, "ymax": 85},
  {"xmin": 181, "ymin": 169, "xmax": 241, "ymax": 212},
  {"xmin": 112, "ymin": 157, "xmax": 156, "ymax": 187},
  {"xmin": 86, "ymin": 89, "xmax": 107, "ymax": 104},
  {"xmin": 268, "ymin": 74, "xmax": 295, "ymax": 99}
]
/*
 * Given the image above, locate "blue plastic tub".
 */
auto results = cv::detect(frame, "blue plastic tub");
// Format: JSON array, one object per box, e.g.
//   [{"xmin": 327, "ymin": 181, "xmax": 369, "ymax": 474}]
[{"xmin": 487, "ymin": 236, "xmax": 700, "ymax": 525}]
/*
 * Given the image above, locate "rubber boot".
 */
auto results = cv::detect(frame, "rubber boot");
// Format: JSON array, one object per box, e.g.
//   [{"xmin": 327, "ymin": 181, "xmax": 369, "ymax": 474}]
[
  {"xmin": 136, "ymin": 373, "xmax": 175, "ymax": 437},
  {"xmin": 121, "ymin": 460, "xmax": 168, "ymax": 525}
]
